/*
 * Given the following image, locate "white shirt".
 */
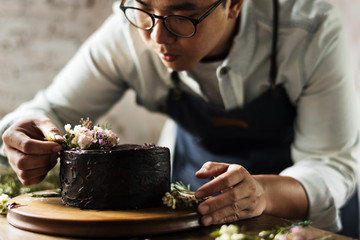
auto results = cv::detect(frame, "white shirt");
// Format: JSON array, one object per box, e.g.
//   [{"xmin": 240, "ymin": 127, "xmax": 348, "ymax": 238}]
[{"xmin": 0, "ymin": 0, "xmax": 358, "ymax": 232}]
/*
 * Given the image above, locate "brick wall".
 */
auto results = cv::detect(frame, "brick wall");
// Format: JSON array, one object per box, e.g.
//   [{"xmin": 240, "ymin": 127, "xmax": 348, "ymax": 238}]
[
  {"xmin": 0, "ymin": 0, "xmax": 113, "ymax": 115},
  {"xmin": 0, "ymin": 0, "xmax": 359, "ymax": 144},
  {"xmin": 0, "ymin": 0, "xmax": 166, "ymax": 144}
]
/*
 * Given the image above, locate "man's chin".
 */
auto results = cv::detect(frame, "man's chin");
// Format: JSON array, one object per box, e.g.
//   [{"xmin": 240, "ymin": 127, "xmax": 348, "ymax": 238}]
[{"xmin": 162, "ymin": 60, "xmax": 196, "ymax": 72}]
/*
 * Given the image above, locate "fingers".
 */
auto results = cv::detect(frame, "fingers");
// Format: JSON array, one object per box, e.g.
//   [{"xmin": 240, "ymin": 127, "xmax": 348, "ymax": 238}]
[
  {"xmin": 5, "ymin": 147, "xmax": 57, "ymax": 170},
  {"xmin": 201, "ymin": 200, "xmax": 263, "ymax": 226},
  {"xmin": 35, "ymin": 117, "xmax": 64, "ymax": 143},
  {"xmin": 195, "ymin": 162, "xmax": 266, "ymax": 226},
  {"xmin": 4, "ymin": 130, "xmax": 62, "ymax": 155},
  {"xmin": 195, "ymin": 161, "xmax": 229, "ymax": 179},
  {"xmin": 195, "ymin": 162, "xmax": 247, "ymax": 199},
  {"xmin": 8, "ymin": 150, "xmax": 58, "ymax": 186},
  {"xmin": 2, "ymin": 117, "xmax": 63, "ymax": 155},
  {"xmin": 16, "ymin": 169, "xmax": 49, "ymax": 186},
  {"xmin": 198, "ymin": 184, "xmax": 264, "ymax": 226},
  {"xmin": 2, "ymin": 117, "xmax": 62, "ymax": 185}
]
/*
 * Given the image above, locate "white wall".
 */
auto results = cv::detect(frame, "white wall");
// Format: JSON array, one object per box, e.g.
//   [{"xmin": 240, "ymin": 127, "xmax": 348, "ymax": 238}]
[{"xmin": 0, "ymin": 0, "xmax": 166, "ymax": 144}]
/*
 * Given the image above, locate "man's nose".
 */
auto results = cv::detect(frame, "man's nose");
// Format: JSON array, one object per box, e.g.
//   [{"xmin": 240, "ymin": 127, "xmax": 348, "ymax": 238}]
[{"xmin": 150, "ymin": 19, "xmax": 176, "ymax": 44}]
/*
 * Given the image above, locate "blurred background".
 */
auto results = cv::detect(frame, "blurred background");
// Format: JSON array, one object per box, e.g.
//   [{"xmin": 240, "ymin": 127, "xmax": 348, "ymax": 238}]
[
  {"xmin": 0, "ymin": 0, "xmax": 167, "ymax": 145},
  {"xmin": 0, "ymin": 0, "xmax": 359, "ymax": 145}
]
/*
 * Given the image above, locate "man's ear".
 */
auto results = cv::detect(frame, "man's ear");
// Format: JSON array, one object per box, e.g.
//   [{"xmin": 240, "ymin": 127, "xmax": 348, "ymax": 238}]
[{"xmin": 228, "ymin": 0, "xmax": 243, "ymax": 19}]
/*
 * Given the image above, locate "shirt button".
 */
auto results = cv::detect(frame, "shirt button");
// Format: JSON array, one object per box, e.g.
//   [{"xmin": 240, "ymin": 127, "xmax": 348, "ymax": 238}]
[{"xmin": 219, "ymin": 67, "xmax": 230, "ymax": 75}]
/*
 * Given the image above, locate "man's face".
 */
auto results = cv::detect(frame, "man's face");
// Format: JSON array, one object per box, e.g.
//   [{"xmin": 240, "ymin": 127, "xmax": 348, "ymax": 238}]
[{"xmin": 133, "ymin": 0, "xmax": 238, "ymax": 71}]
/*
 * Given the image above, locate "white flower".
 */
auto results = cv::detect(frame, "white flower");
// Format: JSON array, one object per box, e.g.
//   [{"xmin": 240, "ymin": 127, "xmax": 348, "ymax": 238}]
[
  {"xmin": 104, "ymin": 129, "xmax": 120, "ymax": 147},
  {"xmin": 94, "ymin": 125, "xmax": 103, "ymax": 132},
  {"xmin": 275, "ymin": 233, "xmax": 289, "ymax": 240},
  {"xmin": 72, "ymin": 125, "xmax": 81, "ymax": 134},
  {"xmin": 162, "ymin": 192, "xmax": 177, "ymax": 209},
  {"xmin": 231, "ymin": 233, "xmax": 246, "ymax": 240},
  {"xmin": 0, "ymin": 194, "xmax": 11, "ymax": 215},
  {"xmin": 220, "ymin": 225, "xmax": 239, "ymax": 236},
  {"xmin": 64, "ymin": 124, "xmax": 71, "ymax": 132},
  {"xmin": 4, "ymin": 186, "xmax": 13, "ymax": 195},
  {"xmin": 216, "ymin": 233, "xmax": 232, "ymax": 240},
  {"xmin": 214, "ymin": 225, "xmax": 243, "ymax": 240},
  {"xmin": 45, "ymin": 132, "xmax": 56, "ymax": 141}
]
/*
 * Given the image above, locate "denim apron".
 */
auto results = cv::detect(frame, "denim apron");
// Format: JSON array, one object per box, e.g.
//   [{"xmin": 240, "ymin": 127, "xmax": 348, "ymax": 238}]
[
  {"xmin": 167, "ymin": 73, "xmax": 294, "ymax": 189},
  {"xmin": 166, "ymin": 0, "xmax": 291, "ymax": 190},
  {"xmin": 162, "ymin": 0, "xmax": 358, "ymax": 237}
]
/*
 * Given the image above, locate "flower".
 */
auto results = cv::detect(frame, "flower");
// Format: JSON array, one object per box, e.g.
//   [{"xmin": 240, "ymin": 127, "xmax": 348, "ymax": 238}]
[
  {"xmin": 0, "ymin": 194, "xmax": 11, "ymax": 215},
  {"xmin": 77, "ymin": 133, "xmax": 93, "ymax": 149},
  {"xmin": 219, "ymin": 225, "xmax": 239, "ymax": 236},
  {"xmin": 162, "ymin": 192, "xmax": 177, "ymax": 209},
  {"xmin": 274, "ymin": 226, "xmax": 314, "ymax": 240},
  {"xmin": 61, "ymin": 118, "xmax": 120, "ymax": 150},
  {"xmin": 210, "ymin": 221, "xmax": 321, "ymax": 240},
  {"xmin": 231, "ymin": 233, "xmax": 247, "ymax": 240},
  {"xmin": 162, "ymin": 182, "xmax": 208, "ymax": 209},
  {"xmin": 214, "ymin": 225, "xmax": 242, "ymax": 240},
  {"xmin": 44, "ymin": 132, "xmax": 56, "ymax": 142},
  {"xmin": 64, "ymin": 124, "xmax": 71, "ymax": 132}
]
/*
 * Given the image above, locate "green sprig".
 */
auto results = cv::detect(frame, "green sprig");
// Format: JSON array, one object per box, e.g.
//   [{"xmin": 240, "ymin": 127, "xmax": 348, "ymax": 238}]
[
  {"xmin": 27, "ymin": 188, "xmax": 61, "ymax": 198},
  {"xmin": 162, "ymin": 181, "xmax": 208, "ymax": 209}
]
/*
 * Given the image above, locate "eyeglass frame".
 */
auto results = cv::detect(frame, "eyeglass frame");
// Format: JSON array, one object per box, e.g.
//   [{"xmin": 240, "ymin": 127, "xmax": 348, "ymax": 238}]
[{"xmin": 120, "ymin": 0, "xmax": 226, "ymax": 38}]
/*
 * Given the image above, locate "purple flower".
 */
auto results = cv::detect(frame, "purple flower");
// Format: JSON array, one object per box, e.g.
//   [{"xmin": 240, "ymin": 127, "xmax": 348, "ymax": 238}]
[{"xmin": 64, "ymin": 118, "xmax": 120, "ymax": 150}]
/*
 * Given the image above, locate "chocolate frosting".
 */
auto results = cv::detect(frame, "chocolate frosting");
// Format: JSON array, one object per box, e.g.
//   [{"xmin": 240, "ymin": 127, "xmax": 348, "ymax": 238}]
[{"xmin": 60, "ymin": 144, "xmax": 170, "ymax": 209}]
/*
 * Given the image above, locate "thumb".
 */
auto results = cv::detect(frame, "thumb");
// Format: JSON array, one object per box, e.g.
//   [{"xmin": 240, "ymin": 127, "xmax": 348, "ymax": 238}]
[{"xmin": 36, "ymin": 118, "xmax": 64, "ymax": 143}]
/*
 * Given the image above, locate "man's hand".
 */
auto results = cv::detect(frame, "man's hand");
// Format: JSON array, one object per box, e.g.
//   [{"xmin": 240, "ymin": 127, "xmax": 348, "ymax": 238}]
[
  {"xmin": 2, "ymin": 117, "xmax": 63, "ymax": 186},
  {"xmin": 195, "ymin": 162, "xmax": 309, "ymax": 226},
  {"xmin": 195, "ymin": 162, "xmax": 266, "ymax": 226}
]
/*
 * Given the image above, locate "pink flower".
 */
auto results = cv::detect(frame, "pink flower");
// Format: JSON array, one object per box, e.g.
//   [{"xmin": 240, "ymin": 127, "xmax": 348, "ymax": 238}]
[
  {"xmin": 275, "ymin": 226, "xmax": 313, "ymax": 240},
  {"xmin": 77, "ymin": 134, "xmax": 93, "ymax": 150},
  {"xmin": 64, "ymin": 118, "xmax": 120, "ymax": 150},
  {"xmin": 290, "ymin": 226, "xmax": 313, "ymax": 240},
  {"xmin": 71, "ymin": 126, "xmax": 93, "ymax": 150}
]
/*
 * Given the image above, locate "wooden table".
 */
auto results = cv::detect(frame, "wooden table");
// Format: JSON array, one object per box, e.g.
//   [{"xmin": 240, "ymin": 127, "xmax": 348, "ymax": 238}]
[
  {"xmin": 0, "ymin": 212, "xmax": 351, "ymax": 240},
  {"xmin": 0, "ymin": 190, "xmax": 352, "ymax": 240}
]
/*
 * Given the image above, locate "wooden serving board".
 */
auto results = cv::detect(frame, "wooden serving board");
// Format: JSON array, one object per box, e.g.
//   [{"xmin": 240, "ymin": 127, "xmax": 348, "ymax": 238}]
[{"xmin": 7, "ymin": 190, "xmax": 201, "ymax": 238}]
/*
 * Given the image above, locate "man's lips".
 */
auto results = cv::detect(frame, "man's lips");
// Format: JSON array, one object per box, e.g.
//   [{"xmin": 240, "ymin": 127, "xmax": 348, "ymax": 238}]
[{"xmin": 159, "ymin": 53, "xmax": 178, "ymax": 62}]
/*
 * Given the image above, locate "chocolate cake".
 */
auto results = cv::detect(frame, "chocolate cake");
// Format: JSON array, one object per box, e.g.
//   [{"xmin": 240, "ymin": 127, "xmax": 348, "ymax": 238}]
[{"xmin": 60, "ymin": 144, "xmax": 170, "ymax": 209}]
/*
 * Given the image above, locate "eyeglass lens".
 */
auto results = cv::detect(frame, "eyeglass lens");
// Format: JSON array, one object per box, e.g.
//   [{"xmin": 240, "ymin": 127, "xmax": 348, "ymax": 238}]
[{"xmin": 124, "ymin": 8, "xmax": 196, "ymax": 37}]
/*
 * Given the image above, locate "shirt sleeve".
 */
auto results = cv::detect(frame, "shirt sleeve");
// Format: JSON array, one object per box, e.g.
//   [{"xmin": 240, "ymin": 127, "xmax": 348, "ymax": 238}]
[{"xmin": 280, "ymin": 6, "xmax": 360, "ymax": 232}]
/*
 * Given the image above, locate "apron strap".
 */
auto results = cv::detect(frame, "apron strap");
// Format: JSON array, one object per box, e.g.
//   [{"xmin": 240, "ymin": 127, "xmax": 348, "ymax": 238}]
[
  {"xmin": 171, "ymin": 0, "xmax": 280, "ymax": 90},
  {"xmin": 270, "ymin": 0, "xmax": 279, "ymax": 89}
]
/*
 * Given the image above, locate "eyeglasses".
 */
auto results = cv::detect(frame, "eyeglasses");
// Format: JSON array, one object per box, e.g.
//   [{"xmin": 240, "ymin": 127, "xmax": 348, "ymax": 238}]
[{"xmin": 120, "ymin": 0, "xmax": 225, "ymax": 38}]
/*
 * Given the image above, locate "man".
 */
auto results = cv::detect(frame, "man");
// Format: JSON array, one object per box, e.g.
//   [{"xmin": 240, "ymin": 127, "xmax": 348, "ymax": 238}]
[{"xmin": 0, "ymin": 0, "xmax": 358, "ymax": 236}]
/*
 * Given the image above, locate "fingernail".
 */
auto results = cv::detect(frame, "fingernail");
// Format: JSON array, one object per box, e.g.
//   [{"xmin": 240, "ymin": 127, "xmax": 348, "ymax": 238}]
[
  {"xmin": 198, "ymin": 204, "xmax": 209, "ymax": 215},
  {"xmin": 196, "ymin": 168, "xmax": 206, "ymax": 174},
  {"xmin": 53, "ymin": 145, "xmax": 62, "ymax": 152},
  {"xmin": 55, "ymin": 135, "xmax": 64, "ymax": 142},
  {"xmin": 195, "ymin": 191, "xmax": 204, "ymax": 199},
  {"xmin": 202, "ymin": 216, "xmax": 213, "ymax": 226}
]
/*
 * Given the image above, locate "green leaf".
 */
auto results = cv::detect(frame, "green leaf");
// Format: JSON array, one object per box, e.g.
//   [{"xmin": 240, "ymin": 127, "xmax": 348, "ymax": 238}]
[
  {"xmin": 27, "ymin": 188, "xmax": 61, "ymax": 198},
  {"xmin": 210, "ymin": 229, "xmax": 221, "ymax": 237}
]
